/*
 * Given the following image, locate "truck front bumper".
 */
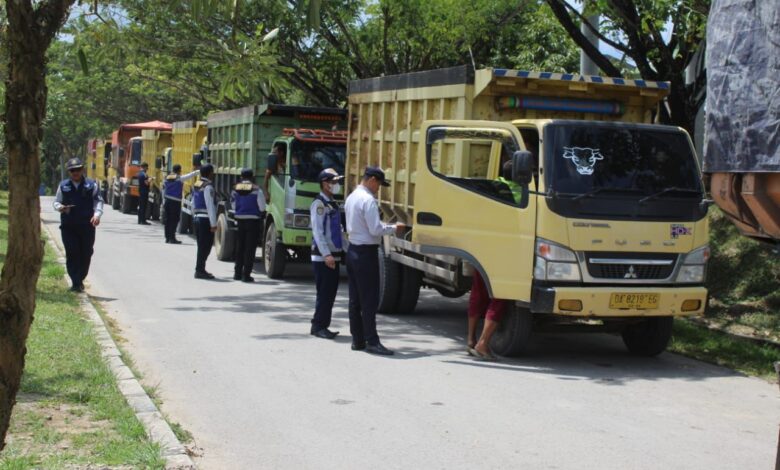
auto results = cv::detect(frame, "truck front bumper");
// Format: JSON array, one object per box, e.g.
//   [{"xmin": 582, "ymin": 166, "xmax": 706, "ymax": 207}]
[
  {"xmin": 531, "ymin": 285, "xmax": 707, "ymax": 317},
  {"xmin": 281, "ymin": 227, "xmax": 312, "ymax": 247}
]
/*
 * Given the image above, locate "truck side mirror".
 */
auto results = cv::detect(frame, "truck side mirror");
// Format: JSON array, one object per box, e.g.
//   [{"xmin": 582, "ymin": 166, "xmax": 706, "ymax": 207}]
[
  {"xmin": 511, "ymin": 150, "xmax": 534, "ymax": 185},
  {"xmin": 155, "ymin": 156, "xmax": 163, "ymax": 169}
]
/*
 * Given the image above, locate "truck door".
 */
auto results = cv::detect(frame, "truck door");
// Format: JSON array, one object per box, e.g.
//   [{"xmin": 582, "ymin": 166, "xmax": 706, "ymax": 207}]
[{"xmin": 413, "ymin": 121, "xmax": 537, "ymax": 302}]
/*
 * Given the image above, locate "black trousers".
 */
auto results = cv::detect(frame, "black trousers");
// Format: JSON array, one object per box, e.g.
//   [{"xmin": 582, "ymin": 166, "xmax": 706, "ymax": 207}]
[
  {"xmin": 195, "ymin": 217, "xmax": 214, "ymax": 273},
  {"xmin": 60, "ymin": 223, "xmax": 96, "ymax": 287},
  {"xmin": 312, "ymin": 260, "xmax": 340, "ymax": 332},
  {"xmin": 138, "ymin": 192, "xmax": 148, "ymax": 223},
  {"xmin": 234, "ymin": 219, "xmax": 261, "ymax": 277},
  {"xmin": 346, "ymin": 244, "xmax": 380, "ymax": 345},
  {"xmin": 164, "ymin": 199, "xmax": 181, "ymax": 241}
]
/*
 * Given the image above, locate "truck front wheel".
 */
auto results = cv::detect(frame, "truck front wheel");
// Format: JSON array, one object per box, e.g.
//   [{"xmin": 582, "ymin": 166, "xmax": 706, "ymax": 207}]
[
  {"xmin": 120, "ymin": 191, "xmax": 131, "ymax": 214},
  {"xmin": 111, "ymin": 187, "xmax": 120, "ymax": 210},
  {"xmin": 264, "ymin": 221, "xmax": 286, "ymax": 279},
  {"xmin": 377, "ymin": 247, "xmax": 402, "ymax": 313},
  {"xmin": 395, "ymin": 265, "xmax": 422, "ymax": 313},
  {"xmin": 215, "ymin": 213, "xmax": 236, "ymax": 262},
  {"xmin": 178, "ymin": 209, "xmax": 192, "ymax": 234},
  {"xmin": 490, "ymin": 304, "xmax": 533, "ymax": 357},
  {"xmin": 621, "ymin": 317, "xmax": 673, "ymax": 357}
]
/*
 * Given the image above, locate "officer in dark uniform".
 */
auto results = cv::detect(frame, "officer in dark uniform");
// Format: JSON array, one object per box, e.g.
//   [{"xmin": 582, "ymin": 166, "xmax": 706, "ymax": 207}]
[
  {"xmin": 163, "ymin": 164, "xmax": 199, "ymax": 244},
  {"xmin": 231, "ymin": 168, "xmax": 266, "ymax": 282},
  {"xmin": 137, "ymin": 162, "xmax": 151, "ymax": 225},
  {"xmin": 53, "ymin": 158, "xmax": 103, "ymax": 292},
  {"xmin": 309, "ymin": 168, "xmax": 345, "ymax": 339},
  {"xmin": 193, "ymin": 163, "xmax": 218, "ymax": 279},
  {"xmin": 343, "ymin": 166, "xmax": 405, "ymax": 355}
]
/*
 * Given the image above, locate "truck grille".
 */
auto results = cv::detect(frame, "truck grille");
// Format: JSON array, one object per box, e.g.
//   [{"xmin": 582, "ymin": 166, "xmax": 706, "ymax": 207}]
[{"xmin": 585, "ymin": 253, "xmax": 677, "ymax": 280}]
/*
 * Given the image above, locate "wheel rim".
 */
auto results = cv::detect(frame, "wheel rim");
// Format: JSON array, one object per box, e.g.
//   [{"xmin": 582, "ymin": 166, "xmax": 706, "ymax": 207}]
[{"xmin": 264, "ymin": 224, "xmax": 274, "ymax": 271}]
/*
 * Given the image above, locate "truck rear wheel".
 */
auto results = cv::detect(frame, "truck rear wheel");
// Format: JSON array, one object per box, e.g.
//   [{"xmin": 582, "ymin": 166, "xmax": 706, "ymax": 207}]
[
  {"xmin": 490, "ymin": 304, "xmax": 533, "ymax": 357},
  {"xmin": 621, "ymin": 317, "xmax": 673, "ymax": 357},
  {"xmin": 120, "ymin": 192, "xmax": 131, "ymax": 214},
  {"xmin": 395, "ymin": 265, "xmax": 422, "ymax": 313},
  {"xmin": 215, "ymin": 213, "xmax": 235, "ymax": 262},
  {"xmin": 264, "ymin": 221, "xmax": 286, "ymax": 279},
  {"xmin": 377, "ymin": 247, "xmax": 402, "ymax": 313},
  {"xmin": 111, "ymin": 188, "xmax": 120, "ymax": 210}
]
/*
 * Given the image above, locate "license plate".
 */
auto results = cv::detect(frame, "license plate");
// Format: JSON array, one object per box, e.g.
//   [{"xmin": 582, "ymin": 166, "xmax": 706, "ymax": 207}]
[{"xmin": 609, "ymin": 293, "xmax": 659, "ymax": 310}]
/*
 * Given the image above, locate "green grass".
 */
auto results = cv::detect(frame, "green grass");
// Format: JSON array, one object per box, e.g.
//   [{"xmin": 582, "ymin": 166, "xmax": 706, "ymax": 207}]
[{"xmin": 0, "ymin": 192, "xmax": 165, "ymax": 469}]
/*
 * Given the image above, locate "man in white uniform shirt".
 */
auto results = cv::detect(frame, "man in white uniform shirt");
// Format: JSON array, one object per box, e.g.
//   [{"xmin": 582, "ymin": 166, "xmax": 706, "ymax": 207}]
[{"xmin": 344, "ymin": 166, "xmax": 405, "ymax": 355}]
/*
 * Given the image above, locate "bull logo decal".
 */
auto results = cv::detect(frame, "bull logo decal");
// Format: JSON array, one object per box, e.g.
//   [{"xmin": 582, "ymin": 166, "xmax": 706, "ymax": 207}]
[{"xmin": 563, "ymin": 147, "xmax": 604, "ymax": 175}]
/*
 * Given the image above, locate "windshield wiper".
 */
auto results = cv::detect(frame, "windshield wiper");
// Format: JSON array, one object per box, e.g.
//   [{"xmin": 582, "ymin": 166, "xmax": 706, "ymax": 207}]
[
  {"xmin": 638, "ymin": 187, "xmax": 702, "ymax": 204},
  {"xmin": 572, "ymin": 187, "xmax": 640, "ymax": 201}
]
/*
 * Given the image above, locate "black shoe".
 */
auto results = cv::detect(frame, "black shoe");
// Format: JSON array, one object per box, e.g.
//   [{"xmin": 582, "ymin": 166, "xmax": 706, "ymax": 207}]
[
  {"xmin": 242, "ymin": 276, "xmax": 254, "ymax": 283},
  {"xmin": 139, "ymin": 221, "xmax": 151, "ymax": 225},
  {"xmin": 69, "ymin": 285, "xmax": 81, "ymax": 292},
  {"xmin": 194, "ymin": 271, "xmax": 215, "ymax": 279},
  {"xmin": 365, "ymin": 342, "xmax": 394, "ymax": 356},
  {"xmin": 79, "ymin": 283, "xmax": 85, "ymax": 292},
  {"xmin": 233, "ymin": 273, "xmax": 242, "ymax": 281},
  {"xmin": 165, "ymin": 239, "xmax": 171, "ymax": 244},
  {"xmin": 312, "ymin": 328, "xmax": 339, "ymax": 339},
  {"xmin": 170, "ymin": 239, "xmax": 182, "ymax": 244},
  {"xmin": 351, "ymin": 342, "xmax": 366, "ymax": 351}
]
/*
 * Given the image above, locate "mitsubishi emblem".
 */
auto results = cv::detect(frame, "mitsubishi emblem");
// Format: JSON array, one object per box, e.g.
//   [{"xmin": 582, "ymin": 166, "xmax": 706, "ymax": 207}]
[{"xmin": 624, "ymin": 265, "xmax": 638, "ymax": 279}]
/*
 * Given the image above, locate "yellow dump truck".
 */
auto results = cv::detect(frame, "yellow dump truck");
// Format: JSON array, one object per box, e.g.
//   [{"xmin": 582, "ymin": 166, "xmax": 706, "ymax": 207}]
[
  {"xmin": 346, "ymin": 66, "xmax": 709, "ymax": 356},
  {"xmin": 85, "ymin": 138, "xmax": 111, "ymax": 201},
  {"xmin": 172, "ymin": 120, "xmax": 208, "ymax": 234},
  {"xmin": 141, "ymin": 129, "xmax": 172, "ymax": 220}
]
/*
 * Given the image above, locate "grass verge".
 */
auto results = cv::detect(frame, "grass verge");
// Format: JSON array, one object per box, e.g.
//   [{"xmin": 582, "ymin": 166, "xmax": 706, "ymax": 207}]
[{"xmin": 0, "ymin": 193, "xmax": 165, "ymax": 469}]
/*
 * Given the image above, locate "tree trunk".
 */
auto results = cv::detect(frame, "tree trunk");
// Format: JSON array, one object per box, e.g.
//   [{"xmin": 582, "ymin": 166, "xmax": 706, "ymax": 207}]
[{"xmin": 0, "ymin": 0, "xmax": 75, "ymax": 451}]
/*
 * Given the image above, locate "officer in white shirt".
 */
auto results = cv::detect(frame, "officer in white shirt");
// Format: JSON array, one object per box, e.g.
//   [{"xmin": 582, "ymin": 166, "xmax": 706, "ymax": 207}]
[{"xmin": 344, "ymin": 166, "xmax": 405, "ymax": 355}]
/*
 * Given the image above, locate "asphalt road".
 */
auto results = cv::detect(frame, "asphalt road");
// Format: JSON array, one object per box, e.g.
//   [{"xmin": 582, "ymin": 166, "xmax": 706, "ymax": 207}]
[{"xmin": 41, "ymin": 198, "xmax": 779, "ymax": 470}]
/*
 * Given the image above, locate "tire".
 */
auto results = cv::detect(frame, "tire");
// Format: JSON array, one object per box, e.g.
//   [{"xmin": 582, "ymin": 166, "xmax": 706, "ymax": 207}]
[
  {"xmin": 215, "ymin": 213, "xmax": 236, "ymax": 261},
  {"xmin": 178, "ymin": 209, "xmax": 192, "ymax": 234},
  {"xmin": 434, "ymin": 285, "xmax": 468, "ymax": 298},
  {"xmin": 111, "ymin": 187, "xmax": 120, "ymax": 210},
  {"xmin": 621, "ymin": 317, "xmax": 674, "ymax": 357},
  {"xmin": 263, "ymin": 221, "xmax": 286, "ymax": 279},
  {"xmin": 395, "ymin": 265, "xmax": 422, "ymax": 313},
  {"xmin": 490, "ymin": 304, "xmax": 533, "ymax": 357},
  {"xmin": 120, "ymin": 191, "xmax": 131, "ymax": 214},
  {"xmin": 150, "ymin": 196, "xmax": 160, "ymax": 221},
  {"xmin": 377, "ymin": 247, "xmax": 402, "ymax": 313}
]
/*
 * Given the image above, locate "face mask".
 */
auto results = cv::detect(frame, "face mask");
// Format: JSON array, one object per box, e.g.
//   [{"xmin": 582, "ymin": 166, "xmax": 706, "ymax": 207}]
[{"xmin": 330, "ymin": 183, "xmax": 341, "ymax": 194}]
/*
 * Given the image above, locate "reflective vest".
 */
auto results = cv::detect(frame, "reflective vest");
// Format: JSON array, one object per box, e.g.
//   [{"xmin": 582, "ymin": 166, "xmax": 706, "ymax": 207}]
[
  {"xmin": 192, "ymin": 179, "xmax": 214, "ymax": 216},
  {"xmin": 163, "ymin": 174, "xmax": 183, "ymax": 201},
  {"xmin": 60, "ymin": 178, "xmax": 97, "ymax": 225},
  {"xmin": 311, "ymin": 194, "xmax": 343, "ymax": 256},
  {"xmin": 231, "ymin": 180, "xmax": 262, "ymax": 219},
  {"xmin": 497, "ymin": 176, "xmax": 523, "ymax": 204}
]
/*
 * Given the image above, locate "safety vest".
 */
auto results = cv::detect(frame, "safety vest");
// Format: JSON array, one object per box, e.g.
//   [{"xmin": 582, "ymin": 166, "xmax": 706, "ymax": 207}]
[
  {"xmin": 311, "ymin": 194, "xmax": 343, "ymax": 256},
  {"xmin": 231, "ymin": 180, "xmax": 262, "ymax": 219},
  {"xmin": 497, "ymin": 176, "xmax": 523, "ymax": 204},
  {"xmin": 192, "ymin": 179, "xmax": 214, "ymax": 216},
  {"xmin": 163, "ymin": 174, "xmax": 183, "ymax": 201},
  {"xmin": 59, "ymin": 178, "xmax": 97, "ymax": 225}
]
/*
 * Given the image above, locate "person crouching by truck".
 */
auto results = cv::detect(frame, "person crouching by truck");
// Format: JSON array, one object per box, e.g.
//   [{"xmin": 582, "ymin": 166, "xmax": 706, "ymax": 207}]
[
  {"xmin": 53, "ymin": 158, "xmax": 103, "ymax": 292},
  {"xmin": 231, "ymin": 168, "xmax": 266, "ymax": 282},
  {"xmin": 192, "ymin": 163, "xmax": 218, "ymax": 279},
  {"xmin": 162, "ymin": 164, "xmax": 200, "ymax": 244},
  {"xmin": 467, "ymin": 161, "xmax": 523, "ymax": 361},
  {"xmin": 309, "ymin": 169, "xmax": 345, "ymax": 340}
]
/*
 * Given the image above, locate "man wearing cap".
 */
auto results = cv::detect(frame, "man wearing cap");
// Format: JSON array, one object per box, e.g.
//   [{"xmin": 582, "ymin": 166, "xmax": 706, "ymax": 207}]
[
  {"xmin": 192, "ymin": 163, "xmax": 218, "ymax": 279},
  {"xmin": 137, "ymin": 162, "xmax": 152, "ymax": 225},
  {"xmin": 231, "ymin": 168, "xmax": 266, "ymax": 282},
  {"xmin": 162, "ymin": 164, "xmax": 200, "ymax": 244},
  {"xmin": 53, "ymin": 158, "xmax": 104, "ymax": 292},
  {"xmin": 343, "ymin": 166, "xmax": 406, "ymax": 355},
  {"xmin": 309, "ymin": 168, "xmax": 345, "ymax": 340}
]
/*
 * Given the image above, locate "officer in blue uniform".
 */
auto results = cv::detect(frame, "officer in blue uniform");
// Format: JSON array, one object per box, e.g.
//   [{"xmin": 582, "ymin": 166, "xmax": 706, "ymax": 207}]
[
  {"xmin": 192, "ymin": 163, "xmax": 218, "ymax": 279},
  {"xmin": 309, "ymin": 169, "xmax": 345, "ymax": 339},
  {"xmin": 344, "ymin": 166, "xmax": 405, "ymax": 355},
  {"xmin": 137, "ymin": 162, "xmax": 151, "ymax": 225},
  {"xmin": 163, "ymin": 164, "xmax": 199, "ymax": 244},
  {"xmin": 231, "ymin": 168, "xmax": 266, "ymax": 282},
  {"xmin": 53, "ymin": 158, "xmax": 104, "ymax": 292}
]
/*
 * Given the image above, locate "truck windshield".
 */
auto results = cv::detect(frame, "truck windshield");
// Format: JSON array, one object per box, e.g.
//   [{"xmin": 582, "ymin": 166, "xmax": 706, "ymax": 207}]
[
  {"xmin": 129, "ymin": 139, "xmax": 143, "ymax": 166},
  {"xmin": 546, "ymin": 122, "xmax": 703, "ymax": 198},
  {"xmin": 290, "ymin": 141, "xmax": 346, "ymax": 181}
]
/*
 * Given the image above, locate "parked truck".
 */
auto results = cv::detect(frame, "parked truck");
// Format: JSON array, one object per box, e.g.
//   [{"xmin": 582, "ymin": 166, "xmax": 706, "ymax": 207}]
[
  {"xmin": 206, "ymin": 104, "xmax": 347, "ymax": 277},
  {"xmin": 141, "ymin": 128, "xmax": 173, "ymax": 220},
  {"xmin": 85, "ymin": 137, "xmax": 111, "ymax": 201},
  {"xmin": 107, "ymin": 121, "xmax": 172, "ymax": 214},
  {"xmin": 174, "ymin": 120, "xmax": 208, "ymax": 234},
  {"xmin": 704, "ymin": 0, "xmax": 780, "ymax": 243},
  {"xmin": 346, "ymin": 66, "xmax": 710, "ymax": 356}
]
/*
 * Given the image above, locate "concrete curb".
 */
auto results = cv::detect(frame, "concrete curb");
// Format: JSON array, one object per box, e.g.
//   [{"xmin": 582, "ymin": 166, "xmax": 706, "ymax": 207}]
[{"xmin": 42, "ymin": 220, "xmax": 196, "ymax": 470}]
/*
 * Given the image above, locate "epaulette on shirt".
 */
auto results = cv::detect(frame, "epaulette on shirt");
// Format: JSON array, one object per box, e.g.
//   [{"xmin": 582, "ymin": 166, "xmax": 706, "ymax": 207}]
[{"xmin": 235, "ymin": 182, "xmax": 254, "ymax": 191}]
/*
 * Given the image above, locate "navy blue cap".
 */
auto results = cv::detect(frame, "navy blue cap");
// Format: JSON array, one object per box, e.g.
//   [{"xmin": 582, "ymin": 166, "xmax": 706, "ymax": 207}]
[
  {"xmin": 200, "ymin": 163, "xmax": 214, "ymax": 175},
  {"xmin": 66, "ymin": 158, "xmax": 84, "ymax": 170},
  {"xmin": 318, "ymin": 168, "xmax": 343, "ymax": 183},
  {"xmin": 364, "ymin": 166, "xmax": 390, "ymax": 186},
  {"xmin": 240, "ymin": 168, "xmax": 254, "ymax": 179}
]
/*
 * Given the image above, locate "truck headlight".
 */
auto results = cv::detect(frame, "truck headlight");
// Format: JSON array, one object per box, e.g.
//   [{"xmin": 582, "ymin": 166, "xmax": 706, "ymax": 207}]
[
  {"xmin": 284, "ymin": 213, "xmax": 311, "ymax": 229},
  {"xmin": 534, "ymin": 238, "xmax": 581, "ymax": 281},
  {"xmin": 676, "ymin": 245, "xmax": 709, "ymax": 283}
]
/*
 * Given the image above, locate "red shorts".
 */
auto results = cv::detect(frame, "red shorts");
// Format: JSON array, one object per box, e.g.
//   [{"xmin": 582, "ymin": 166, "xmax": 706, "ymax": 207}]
[{"xmin": 467, "ymin": 270, "xmax": 507, "ymax": 322}]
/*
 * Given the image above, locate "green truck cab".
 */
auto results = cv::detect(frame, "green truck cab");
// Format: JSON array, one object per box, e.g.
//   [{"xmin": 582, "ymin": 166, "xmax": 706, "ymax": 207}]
[{"xmin": 206, "ymin": 104, "xmax": 347, "ymax": 278}]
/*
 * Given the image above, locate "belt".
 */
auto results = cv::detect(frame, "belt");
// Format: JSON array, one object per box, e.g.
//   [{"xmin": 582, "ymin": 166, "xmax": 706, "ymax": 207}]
[{"xmin": 349, "ymin": 244, "xmax": 379, "ymax": 250}]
